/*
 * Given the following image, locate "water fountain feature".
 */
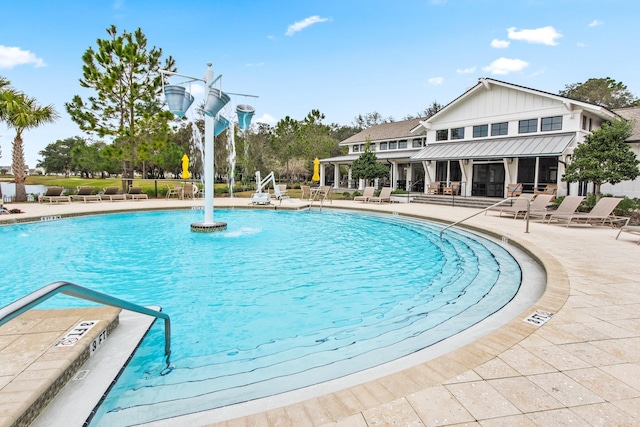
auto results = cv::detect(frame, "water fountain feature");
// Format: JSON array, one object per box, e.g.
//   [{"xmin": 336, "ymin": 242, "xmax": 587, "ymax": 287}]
[{"xmin": 160, "ymin": 63, "xmax": 257, "ymax": 232}]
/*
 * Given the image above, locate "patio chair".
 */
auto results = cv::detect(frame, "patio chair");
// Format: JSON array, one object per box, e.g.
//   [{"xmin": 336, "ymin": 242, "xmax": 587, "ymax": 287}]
[
  {"xmin": 426, "ymin": 181, "xmax": 440, "ymax": 195},
  {"xmin": 312, "ymin": 185, "xmax": 332, "ymax": 203},
  {"xmin": 182, "ymin": 183, "xmax": 198, "ymax": 199},
  {"xmin": 126, "ymin": 186, "xmax": 148, "ymax": 200},
  {"xmin": 546, "ymin": 197, "xmax": 624, "ymax": 227},
  {"xmin": 38, "ymin": 186, "xmax": 71, "ymax": 204},
  {"xmin": 533, "ymin": 183, "xmax": 558, "ymax": 199},
  {"xmin": 487, "ymin": 194, "xmax": 533, "ymax": 218},
  {"xmin": 369, "ymin": 187, "xmax": 393, "ymax": 204},
  {"xmin": 506, "ymin": 183, "xmax": 523, "ymax": 198},
  {"xmin": 100, "ymin": 186, "xmax": 126, "ymax": 201},
  {"xmin": 71, "ymin": 186, "xmax": 101, "ymax": 203},
  {"xmin": 442, "ymin": 181, "xmax": 460, "ymax": 196},
  {"xmin": 616, "ymin": 225, "xmax": 640, "ymax": 245},
  {"xmin": 534, "ymin": 195, "xmax": 585, "ymax": 223},
  {"xmin": 300, "ymin": 185, "xmax": 313, "ymax": 200},
  {"xmin": 354, "ymin": 186, "xmax": 375, "ymax": 203},
  {"xmin": 165, "ymin": 184, "xmax": 183, "ymax": 199}
]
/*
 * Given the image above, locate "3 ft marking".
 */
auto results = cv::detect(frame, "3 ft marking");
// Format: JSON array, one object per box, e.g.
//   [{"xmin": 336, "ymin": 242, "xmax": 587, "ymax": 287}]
[{"xmin": 55, "ymin": 320, "xmax": 99, "ymax": 348}]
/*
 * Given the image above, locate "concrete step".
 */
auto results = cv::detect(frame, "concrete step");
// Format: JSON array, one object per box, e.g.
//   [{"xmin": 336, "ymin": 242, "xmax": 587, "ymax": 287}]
[{"xmin": 411, "ymin": 195, "xmax": 502, "ymax": 209}]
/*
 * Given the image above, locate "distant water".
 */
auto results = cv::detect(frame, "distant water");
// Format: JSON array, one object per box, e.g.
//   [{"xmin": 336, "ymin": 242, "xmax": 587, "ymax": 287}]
[{"xmin": 0, "ymin": 183, "xmax": 47, "ymax": 201}]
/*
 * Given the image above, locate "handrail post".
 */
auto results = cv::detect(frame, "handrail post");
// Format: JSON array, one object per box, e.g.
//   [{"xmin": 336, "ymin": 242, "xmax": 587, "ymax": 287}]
[{"xmin": 0, "ymin": 281, "xmax": 171, "ymax": 367}]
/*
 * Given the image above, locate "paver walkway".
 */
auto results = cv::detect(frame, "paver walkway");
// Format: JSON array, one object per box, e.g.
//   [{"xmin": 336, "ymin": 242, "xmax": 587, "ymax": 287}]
[{"xmin": 1, "ymin": 196, "xmax": 639, "ymax": 426}]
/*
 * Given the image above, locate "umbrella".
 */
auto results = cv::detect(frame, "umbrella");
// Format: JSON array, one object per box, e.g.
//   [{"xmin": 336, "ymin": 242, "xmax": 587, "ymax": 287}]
[
  {"xmin": 181, "ymin": 154, "xmax": 191, "ymax": 180},
  {"xmin": 312, "ymin": 157, "xmax": 320, "ymax": 181}
]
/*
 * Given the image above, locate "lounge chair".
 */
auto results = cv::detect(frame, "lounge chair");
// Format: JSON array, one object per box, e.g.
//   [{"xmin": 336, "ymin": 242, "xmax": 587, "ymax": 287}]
[
  {"xmin": 71, "ymin": 186, "xmax": 101, "ymax": 202},
  {"xmin": 165, "ymin": 184, "xmax": 183, "ymax": 199},
  {"xmin": 354, "ymin": 186, "xmax": 375, "ymax": 203},
  {"xmin": 272, "ymin": 184, "xmax": 288, "ymax": 199},
  {"xmin": 38, "ymin": 186, "xmax": 71, "ymax": 204},
  {"xmin": 487, "ymin": 194, "xmax": 533, "ymax": 218},
  {"xmin": 126, "ymin": 186, "xmax": 148, "ymax": 200},
  {"xmin": 506, "ymin": 183, "xmax": 523, "ymax": 197},
  {"xmin": 523, "ymin": 194, "xmax": 555, "ymax": 219},
  {"xmin": 426, "ymin": 181, "xmax": 440, "ymax": 195},
  {"xmin": 533, "ymin": 183, "xmax": 558, "ymax": 199},
  {"xmin": 533, "ymin": 195, "xmax": 585, "ymax": 223},
  {"xmin": 442, "ymin": 181, "xmax": 460, "ymax": 196},
  {"xmin": 100, "ymin": 186, "xmax": 126, "ymax": 201},
  {"xmin": 369, "ymin": 187, "xmax": 392, "ymax": 204},
  {"xmin": 547, "ymin": 197, "xmax": 624, "ymax": 227},
  {"xmin": 616, "ymin": 225, "xmax": 640, "ymax": 245}
]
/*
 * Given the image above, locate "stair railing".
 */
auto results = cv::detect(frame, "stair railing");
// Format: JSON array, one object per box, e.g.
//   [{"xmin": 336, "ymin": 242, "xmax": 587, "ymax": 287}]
[
  {"xmin": 439, "ymin": 197, "xmax": 531, "ymax": 239},
  {"xmin": 0, "ymin": 281, "xmax": 172, "ymax": 367}
]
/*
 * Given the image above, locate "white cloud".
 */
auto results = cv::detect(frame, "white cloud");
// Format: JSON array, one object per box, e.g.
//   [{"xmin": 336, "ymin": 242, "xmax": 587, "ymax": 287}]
[
  {"xmin": 187, "ymin": 83, "xmax": 205, "ymax": 97},
  {"xmin": 588, "ymin": 20, "xmax": 603, "ymax": 27},
  {"xmin": 0, "ymin": 45, "xmax": 46, "ymax": 69},
  {"xmin": 256, "ymin": 113, "xmax": 277, "ymax": 125},
  {"xmin": 456, "ymin": 67, "xmax": 476, "ymax": 74},
  {"xmin": 428, "ymin": 77, "xmax": 444, "ymax": 85},
  {"xmin": 245, "ymin": 62, "xmax": 264, "ymax": 68},
  {"xmin": 491, "ymin": 39, "xmax": 510, "ymax": 49},
  {"xmin": 507, "ymin": 26, "xmax": 562, "ymax": 46},
  {"xmin": 577, "ymin": 42, "xmax": 587, "ymax": 48},
  {"xmin": 286, "ymin": 16, "xmax": 330, "ymax": 36},
  {"xmin": 482, "ymin": 58, "xmax": 529, "ymax": 75}
]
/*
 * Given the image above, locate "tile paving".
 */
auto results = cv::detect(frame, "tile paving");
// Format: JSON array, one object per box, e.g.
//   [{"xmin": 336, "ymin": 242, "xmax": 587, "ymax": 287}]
[{"xmin": 0, "ymin": 195, "xmax": 639, "ymax": 426}]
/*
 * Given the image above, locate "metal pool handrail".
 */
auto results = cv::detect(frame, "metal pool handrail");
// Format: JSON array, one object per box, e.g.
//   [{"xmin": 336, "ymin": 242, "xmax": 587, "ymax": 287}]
[
  {"xmin": 440, "ymin": 197, "xmax": 531, "ymax": 239},
  {"xmin": 0, "ymin": 281, "xmax": 172, "ymax": 367}
]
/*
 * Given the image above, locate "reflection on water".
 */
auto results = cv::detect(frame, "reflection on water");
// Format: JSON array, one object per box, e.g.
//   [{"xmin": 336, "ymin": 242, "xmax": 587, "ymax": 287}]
[{"xmin": 0, "ymin": 182, "xmax": 47, "ymax": 202}]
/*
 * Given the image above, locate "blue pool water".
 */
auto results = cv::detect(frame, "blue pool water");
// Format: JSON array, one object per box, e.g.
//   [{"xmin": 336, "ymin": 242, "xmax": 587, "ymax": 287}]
[{"xmin": 0, "ymin": 209, "xmax": 522, "ymax": 425}]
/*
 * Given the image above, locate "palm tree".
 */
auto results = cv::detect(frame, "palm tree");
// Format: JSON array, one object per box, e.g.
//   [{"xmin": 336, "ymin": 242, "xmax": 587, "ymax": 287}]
[{"xmin": 0, "ymin": 87, "xmax": 58, "ymax": 202}]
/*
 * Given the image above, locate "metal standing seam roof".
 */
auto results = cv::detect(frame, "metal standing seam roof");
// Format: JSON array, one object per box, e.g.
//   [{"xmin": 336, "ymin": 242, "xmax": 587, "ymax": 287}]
[
  {"xmin": 411, "ymin": 133, "xmax": 575, "ymax": 161},
  {"xmin": 320, "ymin": 150, "xmax": 422, "ymax": 163}
]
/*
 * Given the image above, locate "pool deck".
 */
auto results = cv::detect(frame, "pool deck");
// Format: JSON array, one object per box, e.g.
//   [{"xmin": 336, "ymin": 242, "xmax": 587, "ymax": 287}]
[{"xmin": 1, "ymin": 196, "xmax": 639, "ymax": 426}]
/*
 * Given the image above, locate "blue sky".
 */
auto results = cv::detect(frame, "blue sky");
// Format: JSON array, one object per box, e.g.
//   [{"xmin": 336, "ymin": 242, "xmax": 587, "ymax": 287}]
[{"xmin": 1, "ymin": 0, "xmax": 640, "ymax": 167}]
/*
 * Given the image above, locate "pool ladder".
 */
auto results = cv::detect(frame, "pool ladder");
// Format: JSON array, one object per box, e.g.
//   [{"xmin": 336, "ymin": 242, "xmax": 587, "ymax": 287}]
[{"xmin": 0, "ymin": 281, "xmax": 172, "ymax": 367}]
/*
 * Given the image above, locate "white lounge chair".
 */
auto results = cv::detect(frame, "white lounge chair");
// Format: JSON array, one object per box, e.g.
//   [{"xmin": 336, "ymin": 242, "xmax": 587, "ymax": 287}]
[
  {"xmin": 534, "ymin": 196, "xmax": 585, "ymax": 223},
  {"xmin": 126, "ymin": 186, "xmax": 148, "ymax": 200},
  {"xmin": 100, "ymin": 186, "xmax": 127, "ymax": 201},
  {"xmin": 71, "ymin": 186, "xmax": 101, "ymax": 203},
  {"xmin": 369, "ymin": 187, "xmax": 392, "ymax": 204},
  {"xmin": 487, "ymin": 194, "xmax": 534, "ymax": 218},
  {"xmin": 38, "ymin": 187, "xmax": 71, "ymax": 204},
  {"xmin": 616, "ymin": 225, "xmax": 640, "ymax": 244},
  {"xmin": 354, "ymin": 186, "xmax": 375, "ymax": 203}
]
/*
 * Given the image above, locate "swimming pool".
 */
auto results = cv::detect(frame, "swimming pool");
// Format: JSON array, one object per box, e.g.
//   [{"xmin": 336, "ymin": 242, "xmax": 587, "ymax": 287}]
[{"xmin": 0, "ymin": 209, "xmax": 527, "ymax": 425}]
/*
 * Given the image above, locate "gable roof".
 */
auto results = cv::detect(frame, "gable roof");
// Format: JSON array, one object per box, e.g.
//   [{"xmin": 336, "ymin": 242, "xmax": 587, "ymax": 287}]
[
  {"xmin": 415, "ymin": 78, "xmax": 617, "ymax": 132},
  {"xmin": 340, "ymin": 118, "xmax": 425, "ymax": 145},
  {"xmin": 613, "ymin": 106, "xmax": 640, "ymax": 142}
]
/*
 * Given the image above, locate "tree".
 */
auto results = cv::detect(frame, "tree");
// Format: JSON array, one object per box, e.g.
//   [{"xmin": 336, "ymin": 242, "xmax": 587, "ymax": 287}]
[
  {"xmin": 38, "ymin": 137, "xmax": 85, "ymax": 175},
  {"xmin": 563, "ymin": 119, "xmax": 639, "ymax": 200},
  {"xmin": 270, "ymin": 116, "xmax": 300, "ymax": 182},
  {"xmin": 65, "ymin": 25, "xmax": 175, "ymax": 189},
  {"xmin": 351, "ymin": 141, "xmax": 389, "ymax": 184},
  {"xmin": 352, "ymin": 111, "xmax": 394, "ymax": 130},
  {"xmin": 0, "ymin": 85, "xmax": 58, "ymax": 201},
  {"xmin": 559, "ymin": 78, "xmax": 639, "ymax": 109},
  {"xmin": 404, "ymin": 101, "xmax": 445, "ymax": 120}
]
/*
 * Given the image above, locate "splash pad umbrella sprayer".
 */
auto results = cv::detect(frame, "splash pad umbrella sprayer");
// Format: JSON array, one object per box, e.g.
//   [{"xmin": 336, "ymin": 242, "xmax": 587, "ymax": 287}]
[
  {"xmin": 225, "ymin": 104, "xmax": 255, "ymax": 198},
  {"xmin": 160, "ymin": 63, "xmax": 257, "ymax": 232}
]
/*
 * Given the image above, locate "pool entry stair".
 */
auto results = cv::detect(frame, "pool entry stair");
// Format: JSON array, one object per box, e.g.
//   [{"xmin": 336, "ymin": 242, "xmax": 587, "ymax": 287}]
[{"xmin": 0, "ymin": 282, "xmax": 171, "ymax": 427}]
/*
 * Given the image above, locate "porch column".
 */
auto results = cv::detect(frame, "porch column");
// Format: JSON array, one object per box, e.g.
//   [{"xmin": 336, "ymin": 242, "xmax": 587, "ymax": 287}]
[
  {"xmin": 348, "ymin": 167, "xmax": 353, "ymax": 189},
  {"xmin": 391, "ymin": 161, "xmax": 398, "ymax": 190},
  {"xmin": 320, "ymin": 163, "xmax": 325, "ymax": 186},
  {"xmin": 333, "ymin": 164, "xmax": 340, "ymax": 189},
  {"xmin": 406, "ymin": 164, "xmax": 413, "ymax": 191}
]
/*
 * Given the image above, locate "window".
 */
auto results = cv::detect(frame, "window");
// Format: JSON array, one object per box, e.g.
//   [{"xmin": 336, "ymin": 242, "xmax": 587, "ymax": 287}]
[
  {"xmin": 541, "ymin": 116, "xmax": 562, "ymax": 131},
  {"xmin": 582, "ymin": 116, "xmax": 588, "ymax": 131},
  {"xmin": 360, "ymin": 144, "xmax": 365, "ymax": 152},
  {"xmin": 389, "ymin": 141, "xmax": 398, "ymax": 149},
  {"xmin": 519, "ymin": 119, "xmax": 537, "ymax": 133},
  {"xmin": 451, "ymin": 127, "xmax": 464, "ymax": 140},
  {"xmin": 473, "ymin": 124, "xmax": 488, "ymax": 138},
  {"xmin": 398, "ymin": 140, "xmax": 407, "ymax": 149},
  {"xmin": 589, "ymin": 118, "xmax": 593, "ymax": 131},
  {"xmin": 436, "ymin": 129, "xmax": 448, "ymax": 141},
  {"xmin": 491, "ymin": 122, "xmax": 508, "ymax": 136},
  {"xmin": 412, "ymin": 138, "xmax": 423, "ymax": 148},
  {"xmin": 379, "ymin": 142, "xmax": 387, "ymax": 150},
  {"xmin": 352, "ymin": 145, "xmax": 359, "ymax": 153}
]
